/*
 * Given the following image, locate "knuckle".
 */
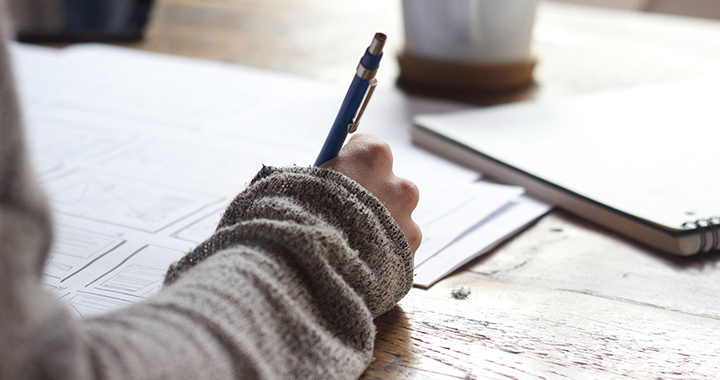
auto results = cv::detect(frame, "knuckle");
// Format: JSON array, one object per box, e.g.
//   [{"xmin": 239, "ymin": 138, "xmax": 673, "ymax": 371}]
[
  {"xmin": 395, "ymin": 178, "xmax": 420, "ymax": 208},
  {"xmin": 406, "ymin": 222, "xmax": 423, "ymax": 252},
  {"xmin": 354, "ymin": 140, "xmax": 393, "ymax": 170}
]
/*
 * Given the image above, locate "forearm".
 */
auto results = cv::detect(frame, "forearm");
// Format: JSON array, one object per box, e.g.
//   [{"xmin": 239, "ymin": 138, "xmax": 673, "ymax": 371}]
[
  {"xmin": 83, "ymin": 244, "xmax": 373, "ymax": 379},
  {"xmin": 75, "ymin": 166, "xmax": 413, "ymax": 380},
  {"xmin": 168, "ymin": 166, "xmax": 413, "ymax": 317}
]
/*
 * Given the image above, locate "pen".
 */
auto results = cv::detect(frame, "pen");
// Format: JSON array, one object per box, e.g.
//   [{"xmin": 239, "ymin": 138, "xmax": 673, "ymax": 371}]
[{"xmin": 314, "ymin": 32, "xmax": 386, "ymax": 166}]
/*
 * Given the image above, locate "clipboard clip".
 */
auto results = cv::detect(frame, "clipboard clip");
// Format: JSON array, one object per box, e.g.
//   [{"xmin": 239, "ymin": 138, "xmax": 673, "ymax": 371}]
[{"xmin": 348, "ymin": 77, "xmax": 378, "ymax": 134}]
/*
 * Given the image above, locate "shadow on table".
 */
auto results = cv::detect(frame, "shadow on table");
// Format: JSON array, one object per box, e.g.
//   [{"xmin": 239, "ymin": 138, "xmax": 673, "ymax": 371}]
[{"xmin": 361, "ymin": 306, "xmax": 415, "ymax": 380}]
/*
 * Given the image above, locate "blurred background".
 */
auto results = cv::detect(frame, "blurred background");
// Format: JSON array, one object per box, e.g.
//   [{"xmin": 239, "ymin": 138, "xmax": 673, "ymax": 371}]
[
  {"xmin": 9, "ymin": 0, "xmax": 154, "ymax": 42},
  {"xmin": 551, "ymin": 0, "xmax": 720, "ymax": 19},
  {"xmin": 8, "ymin": 0, "xmax": 720, "ymax": 102}
]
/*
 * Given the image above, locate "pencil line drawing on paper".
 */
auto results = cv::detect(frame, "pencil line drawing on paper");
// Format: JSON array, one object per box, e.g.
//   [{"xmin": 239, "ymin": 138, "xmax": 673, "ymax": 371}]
[
  {"xmin": 87, "ymin": 244, "xmax": 185, "ymax": 299},
  {"xmin": 44, "ymin": 170, "xmax": 222, "ymax": 233},
  {"xmin": 43, "ymin": 226, "xmax": 125, "ymax": 282},
  {"xmin": 172, "ymin": 208, "xmax": 225, "ymax": 244},
  {"xmin": 67, "ymin": 292, "xmax": 133, "ymax": 319},
  {"xmin": 97, "ymin": 264, "xmax": 167, "ymax": 296}
]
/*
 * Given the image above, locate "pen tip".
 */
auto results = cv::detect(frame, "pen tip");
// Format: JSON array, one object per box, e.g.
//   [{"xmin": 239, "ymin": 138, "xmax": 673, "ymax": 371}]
[{"xmin": 369, "ymin": 33, "xmax": 386, "ymax": 55}]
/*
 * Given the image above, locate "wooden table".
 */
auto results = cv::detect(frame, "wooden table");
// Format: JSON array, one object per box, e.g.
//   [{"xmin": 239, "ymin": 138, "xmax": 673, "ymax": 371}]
[{"xmin": 124, "ymin": 1, "xmax": 720, "ymax": 378}]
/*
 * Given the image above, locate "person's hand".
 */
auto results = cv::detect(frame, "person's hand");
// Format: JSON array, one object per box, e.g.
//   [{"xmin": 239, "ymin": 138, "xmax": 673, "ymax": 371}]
[{"xmin": 320, "ymin": 134, "xmax": 422, "ymax": 254}]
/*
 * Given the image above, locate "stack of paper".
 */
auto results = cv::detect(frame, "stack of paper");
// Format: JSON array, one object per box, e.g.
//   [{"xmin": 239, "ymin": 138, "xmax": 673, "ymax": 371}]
[{"xmin": 11, "ymin": 43, "xmax": 549, "ymax": 317}]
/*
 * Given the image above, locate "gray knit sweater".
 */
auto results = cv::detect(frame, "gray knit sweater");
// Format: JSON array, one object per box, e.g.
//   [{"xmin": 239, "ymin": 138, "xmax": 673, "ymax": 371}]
[{"xmin": 0, "ymin": 20, "xmax": 413, "ymax": 380}]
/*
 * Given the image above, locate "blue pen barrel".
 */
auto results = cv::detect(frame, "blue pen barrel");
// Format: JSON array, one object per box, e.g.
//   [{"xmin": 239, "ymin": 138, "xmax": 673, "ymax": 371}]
[
  {"xmin": 313, "ymin": 33, "xmax": 385, "ymax": 166},
  {"xmin": 361, "ymin": 48, "xmax": 383, "ymax": 70},
  {"xmin": 314, "ymin": 74, "xmax": 370, "ymax": 166}
]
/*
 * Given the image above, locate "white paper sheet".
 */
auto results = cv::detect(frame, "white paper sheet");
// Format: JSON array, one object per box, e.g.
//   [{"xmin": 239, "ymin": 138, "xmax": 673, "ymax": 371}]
[
  {"xmin": 414, "ymin": 196, "xmax": 551, "ymax": 288},
  {"xmin": 413, "ymin": 182, "xmax": 524, "ymax": 267},
  {"xmin": 11, "ymin": 42, "xmax": 547, "ymax": 313}
]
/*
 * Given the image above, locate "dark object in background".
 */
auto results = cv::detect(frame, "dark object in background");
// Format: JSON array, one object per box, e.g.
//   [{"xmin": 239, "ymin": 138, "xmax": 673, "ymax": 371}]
[{"xmin": 10, "ymin": 0, "xmax": 154, "ymax": 43}]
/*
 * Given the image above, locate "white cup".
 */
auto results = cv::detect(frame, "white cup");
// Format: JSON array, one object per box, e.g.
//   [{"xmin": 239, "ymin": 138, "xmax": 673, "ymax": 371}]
[{"xmin": 402, "ymin": 0, "xmax": 537, "ymax": 65}]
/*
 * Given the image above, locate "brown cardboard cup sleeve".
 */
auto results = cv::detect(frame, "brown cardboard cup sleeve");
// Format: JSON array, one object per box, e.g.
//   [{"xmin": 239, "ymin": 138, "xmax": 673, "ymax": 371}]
[{"xmin": 397, "ymin": 51, "xmax": 536, "ymax": 93}]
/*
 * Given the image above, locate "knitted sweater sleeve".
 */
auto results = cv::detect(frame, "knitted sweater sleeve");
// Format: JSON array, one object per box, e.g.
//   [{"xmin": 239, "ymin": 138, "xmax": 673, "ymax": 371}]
[
  {"xmin": 0, "ymin": 19, "xmax": 414, "ymax": 380},
  {"xmin": 77, "ymin": 165, "xmax": 414, "ymax": 380}
]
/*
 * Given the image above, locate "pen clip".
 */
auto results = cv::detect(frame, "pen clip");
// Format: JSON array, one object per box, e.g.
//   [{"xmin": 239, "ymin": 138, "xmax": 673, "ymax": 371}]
[{"xmin": 347, "ymin": 78, "xmax": 377, "ymax": 134}]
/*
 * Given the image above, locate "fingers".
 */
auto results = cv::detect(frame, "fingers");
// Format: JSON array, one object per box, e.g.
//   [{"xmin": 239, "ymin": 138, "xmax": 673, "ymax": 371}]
[
  {"xmin": 321, "ymin": 134, "xmax": 393, "ymax": 188},
  {"xmin": 389, "ymin": 178, "xmax": 422, "ymax": 253},
  {"xmin": 321, "ymin": 134, "xmax": 422, "ymax": 253},
  {"xmin": 400, "ymin": 218, "xmax": 422, "ymax": 253}
]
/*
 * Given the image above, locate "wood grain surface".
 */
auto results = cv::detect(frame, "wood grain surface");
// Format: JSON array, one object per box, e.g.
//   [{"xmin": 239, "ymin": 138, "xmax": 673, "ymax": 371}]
[{"xmin": 121, "ymin": 1, "xmax": 720, "ymax": 378}]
